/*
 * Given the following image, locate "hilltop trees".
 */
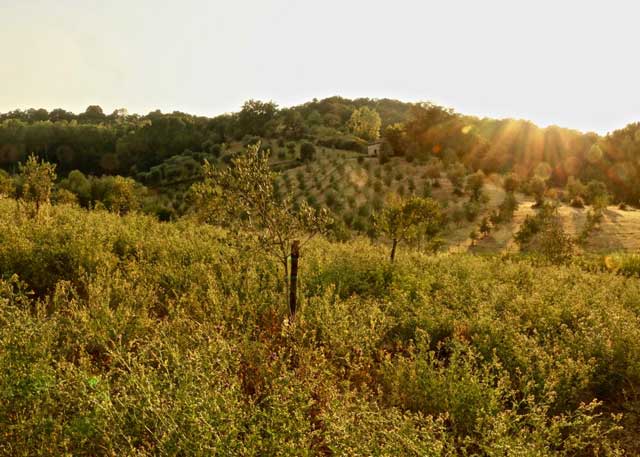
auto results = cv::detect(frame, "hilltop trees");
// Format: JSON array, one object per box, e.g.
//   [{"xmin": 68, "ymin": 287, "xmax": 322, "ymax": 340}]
[
  {"xmin": 375, "ymin": 196, "xmax": 443, "ymax": 262},
  {"xmin": 384, "ymin": 123, "xmax": 407, "ymax": 156},
  {"xmin": 3, "ymin": 96, "xmax": 640, "ymax": 211},
  {"xmin": 237, "ymin": 100, "xmax": 278, "ymax": 137},
  {"xmin": 348, "ymin": 107, "xmax": 381, "ymax": 141}
]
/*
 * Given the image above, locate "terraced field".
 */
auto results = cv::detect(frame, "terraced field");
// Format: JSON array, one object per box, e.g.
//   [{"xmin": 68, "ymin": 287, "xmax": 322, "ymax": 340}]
[{"xmin": 279, "ymin": 154, "xmax": 640, "ymax": 254}]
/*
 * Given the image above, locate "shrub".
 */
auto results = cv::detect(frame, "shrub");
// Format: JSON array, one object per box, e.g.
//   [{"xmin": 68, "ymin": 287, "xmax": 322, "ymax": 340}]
[
  {"xmin": 300, "ymin": 142, "xmax": 316, "ymax": 162},
  {"xmin": 499, "ymin": 192, "xmax": 518, "ymax": 222},
  {"xmin": 503, "ymin": 173, "xmax": 520, "ymax": 193},
  {"xmin": 515, "ymin": 203, "xmax": 573, "ymax": 264},
  {"xmin": 463, "ymin": 201, "xmax": 480, "ymax": 222},
  {"xmin": 570, "ymin": 196, "xmax": 585, "ymax": 208},
  {"xmin": 0, "ymin": 198, "xmax": 634, "ymax": 454},
  {"xmin": 306, "ymin": 194, "xmax": 318, "ymax": 207},
  {"xmin": 53, "ymin": 188, "xmax": 78, "ymax": 206},
  {"xmin": 346, "ymin": 194, "xmax": 356, "ymax": 208},
  {"xmin": 408, "ymin": 178, "xmax": 416, "ymax": 194},
  {"xmin": 422, "ymin": 181, "xmax": 432, "ymax": 198}
]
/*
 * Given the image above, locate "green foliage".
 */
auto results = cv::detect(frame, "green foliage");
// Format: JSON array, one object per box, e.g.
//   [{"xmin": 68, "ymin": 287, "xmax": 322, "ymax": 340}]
[
  {"xmin": 503, "ymin": 173, "xmax": 520, "ymax": 193},
  {"xmin": 570, "ymin": 196, "xmax": 586, "ymax": 208},
  {"xmin": 191, "ymin": 144, "xmax": 331, "ymax": 280},
  {"xmin": 479, "ymin": 216, "xmax": 491, "ymax": 237},
  {"xmin": 97, "ymin": 176, "xmax": 142, "ymax": 215},
  {"xmin": 515, "ymin": 203, "xmax": 574, "ymax": 264},
  {"xmin": 447, "ymin": 163, "xmax": 466, "ymax": 191},
  {"xmin": 528, "ymin": 176, "xmax": 547, "ymax": 206},
  {"xmin": 14, "ymin": 154, "xmax": 57, "ymax": 217},
  {"xmin": 347, "ymin": 107, "xmax": 382, "ymax": 141},
  {"xmin": 566, "ymin": 176, "xmax": 587, "ymax": 200},
  {"xmin": 464, "ymin": 171, "xmax": 484, "ymax": 201},
  {"xmin": 469, "ymin": 229, "xmax": 479, "ymax": 246},
  {"xmin": 0, "ymin": 203, "xmax": 635, "ymax": 453},
  {"xmin": 383, "ymin": 123, "xmax": 406, "ymax": 156},
  {"xmin": 374, "ymin": 196, "xmax": 444, "ymax": 261},
  {"xmin": 299, "ymin": 141, "xmax": 316, "ymax": 162},
  {"xmin": 498, "ymin": 192, "xmax": 518, "ymax": 222},
  {"xmin": 53, "ymin": 188, "xmax": 78, "ymax": 206},
  {"xmin": 0, "ymin": 169, "xmax": 14, "ymax": 196},
  {"xmin": 577, "ymin": 200, "xmax": 606, "ymax": 246},
  {"xmin": 2, "ymin": 96, "xmax": 640, "ymax": 205},
  {"xmin": 586, "ymin": 180, "xmax": 608, "ymax": 205},
  {"xmin": 463, "ymin": 200, "xmax": 480, "ymax": 222}
]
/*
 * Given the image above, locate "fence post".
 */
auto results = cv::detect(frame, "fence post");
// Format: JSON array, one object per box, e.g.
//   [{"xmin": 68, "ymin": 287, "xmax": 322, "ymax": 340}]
[{"xmin": 289, "ymin": 240, "xmax": 300, "ymax": 317}]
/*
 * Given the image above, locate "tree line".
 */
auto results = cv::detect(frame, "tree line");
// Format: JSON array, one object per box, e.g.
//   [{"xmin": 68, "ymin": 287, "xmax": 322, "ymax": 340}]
[{"xmin": 1, "ymin": 96, "xmax": 640, "ymax": 205}]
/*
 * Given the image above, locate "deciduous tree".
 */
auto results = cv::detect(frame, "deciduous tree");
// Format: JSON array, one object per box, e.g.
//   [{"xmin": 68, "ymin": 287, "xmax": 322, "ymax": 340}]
[{"xmin": 348, "ymin": 107, "xmax": 381, "ymax": 142}]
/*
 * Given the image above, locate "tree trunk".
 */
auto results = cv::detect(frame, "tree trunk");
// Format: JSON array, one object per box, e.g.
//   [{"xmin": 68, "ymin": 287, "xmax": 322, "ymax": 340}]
[{"xmin": 390, "ymin": 239, "xmax": 398, "ymax": 262}]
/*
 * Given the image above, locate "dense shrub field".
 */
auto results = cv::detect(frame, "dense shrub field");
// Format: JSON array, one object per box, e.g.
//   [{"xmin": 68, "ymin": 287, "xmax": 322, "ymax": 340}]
[{"xmin": 1, "ymin": 199, "xmax": 639, "ymax": 455}]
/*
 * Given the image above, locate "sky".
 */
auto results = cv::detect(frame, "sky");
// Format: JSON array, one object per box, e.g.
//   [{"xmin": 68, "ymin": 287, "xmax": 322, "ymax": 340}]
[{"xmin": 1, "ymin": 0, "xmax": 638, "ymax": 134}]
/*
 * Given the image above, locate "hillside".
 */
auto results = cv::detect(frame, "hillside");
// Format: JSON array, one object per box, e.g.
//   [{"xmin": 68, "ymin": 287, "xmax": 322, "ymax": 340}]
[
  {"xmin": 275, "ymin": 152, "xmax": 640, "ymax": 255},
  {"xmin": 0, "ymin": 122, "xmax": 639, "ymax": 455},
  {"xmin": 1, "ymin": 96, "xmax": 640, "ymax": 224}
]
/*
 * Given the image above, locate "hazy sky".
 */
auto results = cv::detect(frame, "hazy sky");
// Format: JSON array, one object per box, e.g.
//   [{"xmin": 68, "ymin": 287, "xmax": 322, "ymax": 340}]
[{"xmin": 1, "ymin": 0, "xmax": 638, "ymax": 133}]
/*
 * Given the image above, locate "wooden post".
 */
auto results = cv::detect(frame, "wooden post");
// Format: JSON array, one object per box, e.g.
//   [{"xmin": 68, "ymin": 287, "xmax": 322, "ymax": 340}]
[{"xmin": 289, "ymin": 240, "xmax": 300, "ymax": 317}]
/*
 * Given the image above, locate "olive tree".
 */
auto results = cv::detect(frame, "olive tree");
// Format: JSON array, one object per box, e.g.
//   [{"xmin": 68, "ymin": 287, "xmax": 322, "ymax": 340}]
[
  {"xmin": 529, "ymin": 176, "xmax": 547, "ymax": 207},
  {"xmin": 374, "ymin": 196, "xmax": 443, "ymax": 262},
  {"xmin": 465, "ymin": 171, "xmax": 485, "ymax": 201},
  {"xmin": 191, "ymin": 143, "xmax": 331, "ymax": 307},
  {"xmin": 299, "ymin": 142, "xmax": 316, "ymax": 162}
]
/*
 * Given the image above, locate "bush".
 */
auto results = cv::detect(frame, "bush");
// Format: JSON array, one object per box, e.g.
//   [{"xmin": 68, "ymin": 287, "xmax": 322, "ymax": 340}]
[
  {"xmin": 422, "ymin": 181, "xmax": 432, "ymax": 198},
  {"xmin": 570, "ymin": 196, "xmax": 585, "ymax": 208},
  {"xmin": 499, "ymin": 192, "xmax": 518, "ymax": 222},
  {"xmin": 0, "ymin": 200, "xmax": 634, "ymax": 454},
  {"xmin": 300, "ymin": 142, "xmax": 316, "ymax": 162},
  {"xmin": 463, "ymin": 201, "xmax": 480, "ymax": 222},
  {"xmin": 515, "ymin": 203, "xmax": 573, "ymax": 264}
]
